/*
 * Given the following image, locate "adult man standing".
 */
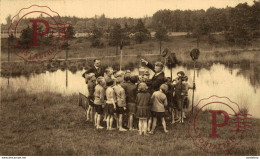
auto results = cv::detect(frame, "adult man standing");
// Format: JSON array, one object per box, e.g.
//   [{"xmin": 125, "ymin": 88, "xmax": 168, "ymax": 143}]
[
  {"xmin": 141, "ymin": 59, "xmax": 165, "ymax": 93},
  {"xmin": 82, "ymin": 59, "xmax": 105, "ymax": 82}
]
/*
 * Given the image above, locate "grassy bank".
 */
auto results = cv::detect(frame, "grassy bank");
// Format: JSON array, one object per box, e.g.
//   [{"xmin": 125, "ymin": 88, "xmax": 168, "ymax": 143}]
[
  {"xmin": 1, "ymin": 36, "xmax": 260, "ymax": 77},
  {"xmin": 0, "ymin": 87, "xmax": 259, "ymax": 155}
]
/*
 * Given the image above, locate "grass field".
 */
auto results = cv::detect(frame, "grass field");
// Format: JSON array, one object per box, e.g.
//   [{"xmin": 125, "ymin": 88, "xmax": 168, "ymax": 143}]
[{"xmin": 0, "ymin": 87, "xmax": 259, "ymax": 156}]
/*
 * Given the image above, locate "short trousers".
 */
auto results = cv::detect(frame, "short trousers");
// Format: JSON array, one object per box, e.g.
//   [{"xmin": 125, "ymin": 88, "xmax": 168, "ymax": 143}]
[
  {"xmin": 106, "ymin": 103, "xmax": 116, "ymax": 115},
  {"xmin": 88, "ymin": 99, "xmax": 94, "ymax": 107},
  {"xmin": 117, "ymin": 106, "xmax": 126, "ymax": 115},
  {"xmin": 151, "ymin": 111, "xmax": 165, "ymax": 119},
  {"xmin": 183, "ymin": 96, "xmax": 189, "ymax": 109},
  {"xmin": 127, "ymin": 103, "xmax": 136, "ymax": 115},
  {"xmin": 94, "ymin": 104, "xmax": 103, "ymax": 114}
]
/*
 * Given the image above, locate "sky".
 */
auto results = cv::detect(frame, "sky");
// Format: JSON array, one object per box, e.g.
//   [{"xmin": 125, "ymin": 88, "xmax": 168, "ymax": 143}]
[{"xmin": 1, "ymin": 0, "xmax": 255, "ymax": 24}]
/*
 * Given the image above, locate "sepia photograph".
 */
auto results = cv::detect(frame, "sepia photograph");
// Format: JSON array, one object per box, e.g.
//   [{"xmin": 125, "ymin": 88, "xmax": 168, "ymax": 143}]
[{"xmin": 0, "ymin": 0, "xmax": 260, "ymax": 157}]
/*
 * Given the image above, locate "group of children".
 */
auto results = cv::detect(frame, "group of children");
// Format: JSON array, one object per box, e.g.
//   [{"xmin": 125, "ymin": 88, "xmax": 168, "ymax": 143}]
[{"xmin": 84, "ymin": 66, "xmax": 195, "ymax": 135}]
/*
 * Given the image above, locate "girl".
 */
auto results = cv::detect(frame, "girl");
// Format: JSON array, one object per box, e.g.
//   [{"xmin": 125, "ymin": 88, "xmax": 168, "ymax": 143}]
[{"xmin": 136, "ymin": 82, "xmax": 151, "ymax": 135}]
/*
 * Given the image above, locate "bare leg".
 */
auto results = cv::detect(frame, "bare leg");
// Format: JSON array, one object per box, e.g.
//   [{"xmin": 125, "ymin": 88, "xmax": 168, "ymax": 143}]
[
  {"xmin": 109, "ymin": 115, "xmax": 114, "ymax": 130},
  {"xmin": 150, "ymin": 117, "xmax": 157, "ymax": 134},
  {"xmin": 161, "ymin": 117, "xmax": 168, "ymax": 133},
  {"xmin": 106, "ymin": 115, "xmax": 110, "ymax": 130},
  {"xmin": 143, "ymin": 119, "xmax": 148, "ymax": 135},
  {"xmin": 114, "ymin": 113, "xmax": 119, "ymax": 129},
  {"xmin": 171, "ymin": 109, "xmax": 175, "ymax": 124},
  {"xmin": 94, "ymin": 112, "xmax": 98, "ymax": 127},
  {"xmin": 148, "ymin": 117, "xmax": 152, "ymax": 132},
  {"xmin": 119, "ymin": 114, "xmax": 127, "ymax": 131},
  {"xmin": 138, "ymin": 119, "xmax": 142, "ymax": 135},
  {"xmin": 129, "ymin": 114, "xmax": 133, "ymax": 130},
  {"xmin": 97, "ymin": 114, "xmax": 104, "ymax": 129}
]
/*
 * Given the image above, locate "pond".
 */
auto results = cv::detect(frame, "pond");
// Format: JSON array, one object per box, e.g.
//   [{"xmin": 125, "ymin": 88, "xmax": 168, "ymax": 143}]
[{"xmin": 1, "ymin": 63, "xmax": 259, "ymax": 118}]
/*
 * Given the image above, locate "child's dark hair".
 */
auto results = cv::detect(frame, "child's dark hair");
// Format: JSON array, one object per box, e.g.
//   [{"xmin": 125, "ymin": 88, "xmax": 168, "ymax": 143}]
[
  {"xmin": 106, "ymin": 79, "xmax": 114, "ymax": 87},
  {"xmin": 97, "ymin": 76, "xmax": 104, "ymax": 84},
  {"xmin": 130, "ymin": 75, "xmax": 138, "ymax": 84},
  {"xmin": 165, "ymin": 77, "xmax": 171, "ymax": 83},
  {"xmin": 124, "ymin": 74, "xmax": 131, "ymax": 81}
]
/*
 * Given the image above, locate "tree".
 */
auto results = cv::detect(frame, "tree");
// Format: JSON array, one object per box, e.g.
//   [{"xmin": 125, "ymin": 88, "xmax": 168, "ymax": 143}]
[
  {"xmin": 108, "ymin": 23, "xmax": 129, "ymax": 55},
  {"xmin": 19, "ymin": 26, "xmax": 33, "ymax": 49},
  {"xmin": 89, "ymin": 25, "xmax": 104, "ymax": 48},
  {"xmin": 226, "ymin": 3, "xmax": 255, "ymax": 46},
  {"xmin": 155, "ymin": 25, "xmax": 168, "ymax": 54},
  {"xmin": 134, "ymin": 19, "xmax": 149, "ymax": 44}
]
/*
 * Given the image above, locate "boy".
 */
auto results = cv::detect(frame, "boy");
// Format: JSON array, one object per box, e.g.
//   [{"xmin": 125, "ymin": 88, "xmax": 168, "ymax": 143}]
[
  {"xmin": 105, "ymin": 80, "xmax": 117, "ymax": 130},
  {"xmin": 180, "ymin": 76, "xmax": 195, "ymax": 121},
  {"xmin": 86, "ymin": 73, "xmax": 96, "ymax": 122},
  {"xmin": 94, "ymin": 77, "xmax": 106, "ymax": 129},
  {"xmin": 173, "ymin": 71, "xmax": 185, "ymax": 123},
  {"xmin": 114, "ymin": 72, "xmax": 128, "ymax": 132},
  {"xmin": 123, "ymin": 75, "xmax": 138, "ymax": 130},
  {"xmin": 149, "ymin": 84, "xmax": 168, "ymax": 134}
]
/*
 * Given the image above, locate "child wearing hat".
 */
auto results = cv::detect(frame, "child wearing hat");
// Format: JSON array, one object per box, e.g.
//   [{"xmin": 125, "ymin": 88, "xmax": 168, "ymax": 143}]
[
  {"xmin": 86, "ymin": 73, "xmax": 96, "ymax": 122},
  {"xmin": 173, "ymin": 71, "xmax": 186, "ymax": 123},
  {"xmin": 105, "ymin": 79, "xmax": 117, "ymax": 130},
  {"xmin": 94, "ymin": 77, "xmax": 106, "ymax": 129},
  {"xmin": 114, "ymin": 72, "xmax": 128, "ymax": 131},
  {"xmin": 149, "ymin": 84, "xmax": 168, "ymax": 134},
  {"xmin": 136, "ymin": 82, "xmax": 151, "ymax": 135}
]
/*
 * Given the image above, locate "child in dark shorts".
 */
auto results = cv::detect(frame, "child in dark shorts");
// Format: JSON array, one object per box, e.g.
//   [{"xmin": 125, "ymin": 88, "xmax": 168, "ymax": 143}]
[
  {"xmin": 114, "ymin": 71, "xmax": 127, "ymax": 132},
  {"xmin": 94, "ymin": 77, "xmax": 106, "ymax": 129},
  {"xmin": 165, "ymin": 77, "xmax": 174, "ymax": 121},
  {"xmin": 105, "ymin": 80, "xmax": 117, "ymax": 130},
  {"xmin": 136, "ymin": 82, "xmax": 151, "ymax": 135},
  {"xmin": 86, "ymin": 73, "xmax": 96, "ymax": 122},
  {"xmin": 149, "ymin": 84, "xmax": 168, "ymax": 134}
]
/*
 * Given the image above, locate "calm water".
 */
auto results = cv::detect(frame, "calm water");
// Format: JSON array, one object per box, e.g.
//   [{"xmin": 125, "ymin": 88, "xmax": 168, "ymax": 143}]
[{"xmin": 1, "ymin": 63, "xmax": 260, "ymax": 118}]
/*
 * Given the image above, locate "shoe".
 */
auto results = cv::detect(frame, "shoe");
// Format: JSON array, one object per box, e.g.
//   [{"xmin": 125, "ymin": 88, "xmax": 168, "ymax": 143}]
[
  {"xmin": 139, "ymin": 131, "xmax": 142, "ymax": 135},
  {"xmin": 164, "ymin": 130, "xmax": 169, "ymax": 133},
  {"xmin": 119, "ymin": 128, "xmax": 127, "ymax": 132},
  {"xmin": 144, "ymin": 133, "xmax": 150, "ymax": 136}
]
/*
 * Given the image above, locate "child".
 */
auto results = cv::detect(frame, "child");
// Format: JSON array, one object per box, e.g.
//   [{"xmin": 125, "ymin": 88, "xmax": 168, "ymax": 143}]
[
  {"xmin": 173, "ymin": 71, "xmax": 185, "ymax": 123},
  {"xmin": 180, "ymin": 76, "xmax": 195, "ymax": 121},
  {"xmin": 114, "ymin": 72, "xmax": 127, "ymax": 132},
  {"xmin": 165, "ymin": 77, "xmax": 174, "ymax": 122},
  {"xmin": 149, "ymin": 84, "xmax": 168, "ymax": 134},
  {"xmin": 105, "ymin": 80, "xmax": 117, "ymax": 130},
  {"xmin": 124, "ymin": 75, "xmax": 138, "ymax": 131},
  {"xmin": 86, "ymin": 73, "xmax": 96, "ymax": 122},
  {"xmin": 94, "ymin": 77, "xmax": 106, "ymax": 129},
  {"xmin": 136, "ymin": 82, "xmax": 151, "ymax": 135}
]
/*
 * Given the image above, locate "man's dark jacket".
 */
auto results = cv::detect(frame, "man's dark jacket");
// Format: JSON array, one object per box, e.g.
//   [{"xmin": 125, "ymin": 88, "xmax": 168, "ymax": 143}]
[
  {"xmin": 82, "ymin": 66, "xmax": 104, "ymax": 80},
  {"xmin": 146, "ymin": 62, "xmax": 165, "ymax": 92}
]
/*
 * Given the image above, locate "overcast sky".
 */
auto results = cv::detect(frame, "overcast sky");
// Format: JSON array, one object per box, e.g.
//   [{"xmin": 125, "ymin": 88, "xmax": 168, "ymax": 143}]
[{"xmin": 1, "ymin": 0, "xmax": 254, "ymax": 24}]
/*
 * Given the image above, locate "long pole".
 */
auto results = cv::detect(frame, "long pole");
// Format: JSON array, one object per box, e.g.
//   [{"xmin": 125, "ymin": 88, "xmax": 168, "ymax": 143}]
[
  {"xmin": 191, "ymin": 61, "xmax": 196, "ymax": 113},
  {"xmin": 120, "ymin": 49, "xmax": 123, "ymax": 71}
]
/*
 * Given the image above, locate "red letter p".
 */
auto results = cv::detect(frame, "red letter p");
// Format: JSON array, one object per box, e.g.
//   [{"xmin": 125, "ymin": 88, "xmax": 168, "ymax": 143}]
[
  {"xmin": 30, "ymin": 19, "xmax": 50, "ymax": 46},
  {"xmin": 209, "ymin": 110, "xmax": 229, "ymax": 137}
]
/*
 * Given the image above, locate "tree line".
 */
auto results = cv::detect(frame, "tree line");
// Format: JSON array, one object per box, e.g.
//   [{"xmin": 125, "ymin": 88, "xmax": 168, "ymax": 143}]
[{"xmin": 4, "ymin": 1, "xmax": 260, "ymax": 50}]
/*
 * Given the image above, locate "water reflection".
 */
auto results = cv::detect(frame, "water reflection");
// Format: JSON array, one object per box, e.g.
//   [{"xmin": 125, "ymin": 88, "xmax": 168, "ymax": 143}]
[{"xmin": 1, "ymin": 63, "xmax": 259, "ymax": 118}]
